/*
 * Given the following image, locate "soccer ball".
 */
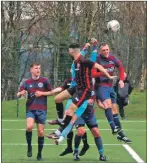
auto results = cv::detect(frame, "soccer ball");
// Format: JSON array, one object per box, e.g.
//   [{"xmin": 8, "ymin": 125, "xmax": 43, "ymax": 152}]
[{"xmin": 107, "ymin": 20, "xmax": 120, "ymax": 32}]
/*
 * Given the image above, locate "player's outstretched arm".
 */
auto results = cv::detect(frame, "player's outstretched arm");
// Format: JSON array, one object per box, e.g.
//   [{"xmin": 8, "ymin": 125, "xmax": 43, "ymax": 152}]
[
  {"xmin": 94, "ymin": 63, "xmax": 117, "ymax": 80},
  {"xmin": 80, "ymin": 43, "xmax": 90, "ymax": 56},
  {"xmin": 35, "ymin": 87, "xmax": 63, "ymax": 97}
]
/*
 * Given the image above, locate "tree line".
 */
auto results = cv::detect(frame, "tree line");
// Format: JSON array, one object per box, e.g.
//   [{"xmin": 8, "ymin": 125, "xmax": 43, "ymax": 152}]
[{"xmin": 1, "ymin": 1, "xmax": 146, "ymax": 101}]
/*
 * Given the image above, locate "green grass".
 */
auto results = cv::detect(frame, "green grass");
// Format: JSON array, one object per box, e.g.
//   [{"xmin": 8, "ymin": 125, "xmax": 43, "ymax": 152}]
[
  {"xmin": 2, "ymin": 90, "xmax": 147, "ymax": 163},
  {"xmin": 2, "ymin": 90, "xmax": 146, "ymax": 120}
]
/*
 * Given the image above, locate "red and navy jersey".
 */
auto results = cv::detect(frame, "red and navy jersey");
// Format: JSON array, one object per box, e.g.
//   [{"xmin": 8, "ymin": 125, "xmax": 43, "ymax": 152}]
[
  {"xmin": 19, "ymin": 77, "xmax": 52, "ymax": 111},
  {"xmin": 95, "ymin": 53, "xmax": 124, "ymax": 87},
  {"xmin": 74, "ymin": 55, "xmax": 95, "ymax": 90},
  {"xmin": 60, "ymin": 77, "xmax": 72, "ymax": 90}
]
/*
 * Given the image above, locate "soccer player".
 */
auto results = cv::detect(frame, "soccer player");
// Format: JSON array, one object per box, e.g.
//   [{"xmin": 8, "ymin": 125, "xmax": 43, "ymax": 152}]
[
  {"xmin": 17, "ymin": 63, "xmax": 52, "ymax": 160},
  {"xmin": 53, "ymin": 43, "xmax": 118, "ymax": 145},
  {"xmin": 92, "ymin": 43, "xmax": 132, "ymax": 143},
  {"xmin": 72, "ymin": 97, "xmax": 107, "ymax": 161}
]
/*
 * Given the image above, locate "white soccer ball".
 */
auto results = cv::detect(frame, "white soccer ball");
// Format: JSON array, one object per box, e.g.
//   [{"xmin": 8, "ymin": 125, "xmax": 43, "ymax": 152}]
[{"xmin": 107, "ymin": 20, "xmax": 120, "ymax": 32}]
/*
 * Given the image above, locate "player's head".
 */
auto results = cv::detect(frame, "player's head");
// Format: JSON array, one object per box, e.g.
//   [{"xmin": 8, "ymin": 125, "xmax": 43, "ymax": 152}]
[
  {"xmin": 30, "ymin": 63, "xmax": 41, "ymax": 78},
  {"xmin": 69, "ymin": 43, "xmax": 80, "ymax": 57},
  {"xmin": 99, "ymin": 43, "xmax": 110, "ymax": 57}
]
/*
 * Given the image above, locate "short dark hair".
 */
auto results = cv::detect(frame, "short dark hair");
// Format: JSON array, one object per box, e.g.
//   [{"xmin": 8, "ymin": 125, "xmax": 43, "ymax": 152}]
[
  {"xmin": 100, "ymin": 43, "xmax": 108, "ymax": 47},
  {"xmin": 30, "ymin": 63, "xmax": 40, "ymax": 68},
  {"xmin": 69, "ymin": 43, "xmax": 80, "ymax": 49}
]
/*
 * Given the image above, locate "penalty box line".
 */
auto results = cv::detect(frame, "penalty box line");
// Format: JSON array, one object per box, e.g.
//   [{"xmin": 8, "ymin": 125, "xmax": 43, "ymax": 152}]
[{"xmin": 122, "ymin": 144, "xmax": 145, "ymax": 163}]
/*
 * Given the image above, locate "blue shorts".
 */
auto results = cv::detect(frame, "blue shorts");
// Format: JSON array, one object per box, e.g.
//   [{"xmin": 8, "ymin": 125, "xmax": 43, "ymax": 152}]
[
  {"xmin": 75, "ymin": 117, "xmax": 85, "ymax": 128},
  {"xmin": 26, "ymin": 110, "xmax": 47, "ymax": 124},
  {"xmin": 96, "ymin": 86, "xmax": 116, "ymax": 103},
  {"xmin": 75, "ymin": 109, "xmax": 98, "ymax": 129},
  {"xmin": 81, "ymin": 106, "xmax": 98, "ymax": 129}
]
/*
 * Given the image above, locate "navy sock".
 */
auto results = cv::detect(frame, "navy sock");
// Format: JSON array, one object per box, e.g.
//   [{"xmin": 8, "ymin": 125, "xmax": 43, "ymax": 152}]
[
  {"xmin": 67, "ymin": 131, "xmax": 73, "ymax": 149},
  {"xmin": 82, "ymin": 132, "xmax": 88, "ymax": 146},
  {"xmin": 26, "ymin": 131, "xmax": 32, "ymax": 148},
  {"xmin": 113, "ymin": 114, "xmax": 122, "ymax": 128},
  {"xmin": 74, "ymin": 134, "xmax": 82, "ymax": 151},
  {"xmin": 113, "ymin": 114, "xmax": 126, "ymax": 137},
  {"xmin": 94, "ymin": 137, "xmax": 104, "ymax": 156},
  {"xmin": 105, "ymin": 108, "xmax": 116, "ymax": 130},
  {"xmin": 56, "ymin": 102, "xmax": 64, "ymax": 119},
  {"xmin": 38, "ymin": 136, "xmax": 44, "ymax": 154}
]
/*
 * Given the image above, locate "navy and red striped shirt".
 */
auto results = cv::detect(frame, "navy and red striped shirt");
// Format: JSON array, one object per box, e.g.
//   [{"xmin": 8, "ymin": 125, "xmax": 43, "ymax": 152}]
[
  {"xmin": 74, "ymin": 55, "xmax": 95, "ymax": 90},
  {"xmin": 19, "ymin": 77, "xmax": 52, "ymax": 111},
  {"xmin": 95, "ymin": 53, "xmax": 124, "ymax": 87}
]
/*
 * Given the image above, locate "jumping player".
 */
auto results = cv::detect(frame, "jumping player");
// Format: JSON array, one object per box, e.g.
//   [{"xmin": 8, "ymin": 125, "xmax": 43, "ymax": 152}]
[{"xmin": 92, "ymin": 43, "xmax": 132, "ymax": 143}]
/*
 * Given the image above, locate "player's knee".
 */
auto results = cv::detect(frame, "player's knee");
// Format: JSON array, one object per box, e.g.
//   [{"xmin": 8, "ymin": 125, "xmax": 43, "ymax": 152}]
[
  {"xmin": 91, "ymin": 127, "xmax": 100, "ymax": 137},
  {"xmin": 38, "ymin": 129, "xmax": 44, "ymax": 137},
  {"xmin": 97, "ymin": 100, "xmax": 105, "ymax": 109},
  {"xmin": 54, "ymin": 96, "xmax": 62, "ymax": 103},
  {"xmin": 77, "ymin": 127, "xmax": 85, "ymax": 136},
  {"xmin": 103, "ymin": 99, "xmax": 112, "ymax": 108},
  {"xmin": 112, "ymin": 104, "xmax": 118, "ymax": 114},
  {"xmin": 26, "ymin": 124, "xmax": 34, "ymax": 131}
]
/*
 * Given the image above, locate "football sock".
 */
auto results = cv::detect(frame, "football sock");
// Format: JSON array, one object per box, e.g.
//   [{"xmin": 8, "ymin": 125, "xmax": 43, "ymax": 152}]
[
  {"xmin": 59, "ymin": 115, "xmax": 72, "ymax": 132},
  {"xmin": 113, "ymin": 114, "xmax": 126, "ymax": 137},
  {"xmin": 26, "ymin": 131, "xmax": 32, "ymax": 148},
  {"xmin": 74, "ymin": 134, "xmax": 82, "ymax": 151},
  {"xmin": 82, "ymin": 132, "xmax": 88, "ymax": 146},
  {"xmin": 61, "ymin": 123, "xmax": 73, "ymax": 138},
  {"xmin": 67, "ymin": 131, "xmax": 73, "ymax": 149},
  {"xmin": 56, "ymin": 102, "xmax": 64, "ymax": 119},
  {"xmin": 38, "ymin": 136, "xmax": 44, "ymax": 154},
  {"xmin": 113, "ymin": 114, "xmax": 122, "ymax": 128},
  {"xmin": 105, "ymin": 108, "xmax": 116, "ymax": 130},
  {"xmin": 94, "ymin": 137, "xmax": 104, "ymax": 156}
]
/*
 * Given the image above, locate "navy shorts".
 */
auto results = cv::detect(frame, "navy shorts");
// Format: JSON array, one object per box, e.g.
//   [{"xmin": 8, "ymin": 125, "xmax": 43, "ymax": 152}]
[
  {"xmin": 75, "ymin": 104, "xmax": 98, "ymax": 130},
  {"xmin": 75, "ymin": 117, "xmax": 85, "ymax": 128},
  {"xmin": 96, "ymin": 86, "xmax": 116, "ymax": 103},
  {"xmin": 26, "ymin": 110, "xmax": 47, "ymax": 124},
  {"xmin": 82, "ymin": 108, "xmax": 98, "ymax": 129}
]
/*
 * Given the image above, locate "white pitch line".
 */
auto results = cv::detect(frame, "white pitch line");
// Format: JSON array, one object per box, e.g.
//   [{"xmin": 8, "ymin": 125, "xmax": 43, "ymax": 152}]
[
  {"xmin": 122, "ymin": 144, "xmax": 145, "ymax": 163},
  {"xmin": 2, "ymin": 143, "xmax": 122, "ymax": 146},
  {"xmin": 2, "ymin": 128, "xmax": 147, "ymax": 132},
  {"xmin": 2, "ymin": 119, "xmax": 146, "ymax": 123}
]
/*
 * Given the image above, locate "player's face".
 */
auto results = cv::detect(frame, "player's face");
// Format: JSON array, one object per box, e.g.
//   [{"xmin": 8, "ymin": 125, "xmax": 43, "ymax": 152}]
[
  {"xmin": 69, "ymin": 48, "xmax": 74, "ymax": 56},
  {"xmin": 30, "ymin": 65, "xmax": 41, "ymax": 77},
  {"xmin": 100, "ymin": 45, "xmax": 110, "ymax": 57}
]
